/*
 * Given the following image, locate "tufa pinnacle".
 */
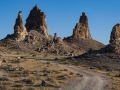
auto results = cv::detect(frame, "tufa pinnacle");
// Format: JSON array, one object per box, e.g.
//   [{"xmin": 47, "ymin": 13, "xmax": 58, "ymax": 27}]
[
  {"xmin": 106, "ymin": 23, "xmax": 120, "ymax": 53},
  {"xmin": 25, "ymin": 5, "xmax": 48, "ymax": 37},
  {"xmin": 72, "ymin": 12, "xmax": 92, "ymax": 39},
  {"xmin": 110, "ymin": 23, "xmax": 120, "ymax": 43},
  {"xmin": 14, "ymin": 11, "xmax": 28, "ymax": 41}
]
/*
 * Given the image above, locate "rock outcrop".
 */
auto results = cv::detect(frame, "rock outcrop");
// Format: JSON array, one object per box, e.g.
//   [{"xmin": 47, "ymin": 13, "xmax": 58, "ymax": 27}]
[
  {"xmin": 72, "ymin": 12, "xmax": 92, "ymax": 39},
  {"xmin": 110, "ymin": 23, "xmax": 120, "ymax": 43},
  {"xmin": 53, "ymin": 33, "xmax": 63, "ymax": 44},
  {"xmin": 53, "ymin": 33, "xmax": 57, "ymax": 42},
  {"xmin": 14, "ymin": 11, "xmax": 28, "ymax": 41},
  {"xmin": 106, "ymin": 23, "xmax": 120, "ymax": 53},
  {"xmin": 25, "ymin": 5, "xmax": 48, "ymax": 37}
]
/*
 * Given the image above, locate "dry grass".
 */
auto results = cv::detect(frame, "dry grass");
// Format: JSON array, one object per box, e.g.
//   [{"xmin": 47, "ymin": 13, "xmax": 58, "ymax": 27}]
[
  {"xmin": 107, "ymin": 71, "xmax": 120, "ymax": 90},
  {"xmin": 0, "ymin": 55, "xmax": 78, "ymax": 90},
  {"xmin": 92, "ymin": 69, "xmax": 120, "ymax": 90},
  {"xmin": 54, "ymin": 58, "xmax": 120, "ymax": 90}
]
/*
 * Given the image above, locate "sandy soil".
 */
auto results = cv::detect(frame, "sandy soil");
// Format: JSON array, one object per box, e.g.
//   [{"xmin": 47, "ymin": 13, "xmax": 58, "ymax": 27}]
[
  {"xmin": 40, "ymin": 60, "xmax": 109, "ymax": 90},
  {"xmin": 61, "ymin": 65, "xmax": 109, "ymax": 90},
  {"xmin": 0, "ymin": 54, "xmax": 110, "ymax": 90}
]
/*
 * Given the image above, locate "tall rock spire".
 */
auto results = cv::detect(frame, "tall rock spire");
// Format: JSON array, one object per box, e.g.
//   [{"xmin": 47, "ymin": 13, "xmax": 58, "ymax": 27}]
[
  {"xmin": 72, "ymin": 12, "xmax": 92, "ymax": 39},
  {"xmin": 25, "ymin": 5, "xmax": 48, "ymax": 37},
  {"xmin": 110, "ymin": 23, "xmax": 120, "ymax": 43},
  {"xmin": 14, "ymin": 11, "xmax": 28, "ymax": 41},
  {"xmin": 106, "ymin": 23, "xmax": 120, "ymax": 53}
]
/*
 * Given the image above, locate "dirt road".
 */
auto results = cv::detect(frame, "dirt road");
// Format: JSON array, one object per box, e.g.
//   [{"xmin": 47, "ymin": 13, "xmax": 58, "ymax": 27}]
[
  {"xmin": 60, "ymin": 65, "xmax": 109, "ymax": 90},
  {"xmin": 39, "ymin": 60, "xmax": 109, "ymax": 90},
  {"xmin": 0, "ymin": 54, "xmax": 109, "ymax": 90}
]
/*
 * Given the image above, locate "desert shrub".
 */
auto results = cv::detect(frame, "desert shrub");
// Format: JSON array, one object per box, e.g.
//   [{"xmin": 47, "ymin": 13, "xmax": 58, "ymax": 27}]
[
  {"xmin": 63, "ymin": 69, "xmax": 68, "ymax": 71},
  {"xmin": 11, "ymin": 59, "xmax": 20, "ymax": 63},
  {"xmin": 73, "ymin": 62, "xmax": 79, "ymax": 66},
  {"xmin": 0, "ymin": 86, "xmax": 6, "ymax": 89},
  {"xmin": 0, "ymin": 81, "xmax": 12, "ymax": 85},
  {"xmin": 26, "ymin": 87, "xmax": 35, "ymax": 90},
  {"xmin": 76, "ymin": 73, "xmax": 83, "ymax": 77},
  {"xmin": 14, "ymin": 84, "xmax": 23, "ymax": 87},
  {"xmin": 114, "ymin": 74, "xmax": 120, "ymax": 77},
  {"xmin": 44, "ymin": 53, "xmax": 48, "ymax": 57},
  {"xmin": 63, "ymin": 62, "xmax": 68, "ymax": 64},
  {"xmin": 76, "ymin": 73, "xmax": 80, "ymax": 75},
  {"xmin": 47, "ymin": 77, "xmax": 54, "ymax": 83},
  {"xmin": 43, "ymin": 73, "xmax": 48, "ymax": 76},
  {"xmin": 55, "ymin": 58, "xmax": 59, "ymax": 60},
  {"xmin": 57, "ymin": 75, "xmax": 67, "ymax": 80},
  {"xmin": 20, "ymin": 56, "xmax": 26, "ymax": 59},
  {"xmin": 23, "ymin": 70, "xmax": 30, "ymax": 74},
  {"xmin": 22, "ymin": 79, "xmax": 34, "ymax": 84},
  {"xmin": 32, "ymin": 54, "xmax": 37, "ymax": 57},
  {"xmin": 0, "ymin": 77, "xmax": 9, "ymax": 81},
  {"xmin": 69, "ymin": 72, "xmax": 74, "ymax": 75},
  {"xmin": 46, "ymin": 62, "xmax": 50, "ymax": 65}
]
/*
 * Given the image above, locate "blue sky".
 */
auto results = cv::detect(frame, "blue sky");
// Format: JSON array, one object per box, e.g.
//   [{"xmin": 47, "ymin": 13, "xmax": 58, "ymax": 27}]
[{"xmin": 0, "ymin": 0, "xmax": 120, "ymax": 45}]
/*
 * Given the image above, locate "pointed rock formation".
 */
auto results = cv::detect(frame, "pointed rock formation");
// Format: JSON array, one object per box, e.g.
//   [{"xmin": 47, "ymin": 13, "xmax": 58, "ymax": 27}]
[
  {"xmin": 106, "ymin": 23, "xmax": 120, "ymax": 53},
  {"xmin": 72, "ymin": 12, "xmax": 92, "ymax": 39},
  {"xmin": 53, "ymin": 33, "xmax": 57, "ymax": 42},
  {"xmin": 110, "ymin": 23, "xmax": 120, "ymax": 43},
  {"xmin": 53, "ymin": 33, "xmax": 63, "ymax": 44},
  {"xmin": 25, "ymin": 5, "xmax": 48, "ymax": 37},
  {"xmin": 14, "ymin": 11, "xmax": 28, "ymax": 41}
]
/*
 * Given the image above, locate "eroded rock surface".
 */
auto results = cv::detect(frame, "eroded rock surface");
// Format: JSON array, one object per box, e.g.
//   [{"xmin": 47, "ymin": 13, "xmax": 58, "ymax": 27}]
[
  {"xmin": 14, "ymin": 11, "xmax": 28, "ymax": 41},
  {"xmin": 106, "ymin": 23, "xmax": 120, "ymax": 53},
  {"xmin": 72, "ymin": 12, "xmax": 92, "ymax": 39},
  {"xmin": 25, "ymin": 5, "xmax": 48, "ymax": 37},
  {"xmin": 53, "ymin": 33, "xmax": 63, "ymax": 44},
  {"xmin": 110, "ymin": 23, "xmax": 120, "ymax": 43},
  {"xmin": 0, "ymin": 7, "xmax": 105, "ymax": 56}
]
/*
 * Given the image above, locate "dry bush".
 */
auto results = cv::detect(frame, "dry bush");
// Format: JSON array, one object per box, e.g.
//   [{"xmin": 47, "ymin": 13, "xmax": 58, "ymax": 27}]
[
  {"xmin": 69, "ymin": 72, "xmax": 74, "ymax": 75},
  {"xmin": 63, "ymin": 69, "xmax": 68, "ymax": 71},
  {"xmin": 46, "ymin": 62, "xmax": 50, "ymax": 65},
  {"xmin": 114, "ymin": 74, "xmax": 120, "ymax": 77}
]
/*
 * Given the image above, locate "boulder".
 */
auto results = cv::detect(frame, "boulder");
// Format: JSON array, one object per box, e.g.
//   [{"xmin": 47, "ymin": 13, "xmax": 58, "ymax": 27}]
[
  {"xmin": 25, "ymin": 5, "xmax": 48, "ymax": 37},
  {"xmin": 72, "ymin": 12, "xmax": 92, "ymax": 39},
  {"xmin": 14, "ymin": 11, "xmax": 28, "ymax": 41}
]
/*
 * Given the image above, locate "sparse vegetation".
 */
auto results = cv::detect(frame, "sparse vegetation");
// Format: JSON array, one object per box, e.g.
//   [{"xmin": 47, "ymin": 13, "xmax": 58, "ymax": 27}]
[
  {"xmin": 114, "ymin": 74, "xmax": 120, "ymax": 77},
  {"xmin": 64, "ymin": 69, "xmax": 68, "ymax": 71},
  {"xmin": 69, "ymin": 72, "xmax": 74, "ymax": 75},
  {"xmin": 0, "ymin": 56, "xmax": 78, "ymax": 90},
  {"xmin": 32, "ymin": 54, "xmax": 37, "ymax": 57},
  {"xmin": 20, "ymin": 56, "xmax": 26, "ymax": 59},
  {"xmin": 46, "ymin": 61, "xmax": 50, "ymax": 65}
]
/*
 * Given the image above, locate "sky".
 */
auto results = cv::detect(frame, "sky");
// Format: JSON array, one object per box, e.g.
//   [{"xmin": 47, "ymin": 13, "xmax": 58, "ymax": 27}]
[{"xmin": 0, "ymin": 0, "xmax": 120, "ymax": 45}]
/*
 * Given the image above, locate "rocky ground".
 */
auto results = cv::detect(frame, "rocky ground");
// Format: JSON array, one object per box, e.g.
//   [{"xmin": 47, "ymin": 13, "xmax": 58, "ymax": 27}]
[
  {"xmin": 73, "ymin": 51, "xmax": 120, "ymax": 71},
  {"xmin": 62, "ymin": 50, "xmax": 120, "ymax": 90},
  {"xmin": 0, "ymin": 4, "xmax": 120, "ymax": 90},
  {"xmin": 0, "ymin": 53, "xmax": 111, "ymax": 90},
  {"xmin": 0, "ymin": 54, "xmax": 80, "ymax": 90}
]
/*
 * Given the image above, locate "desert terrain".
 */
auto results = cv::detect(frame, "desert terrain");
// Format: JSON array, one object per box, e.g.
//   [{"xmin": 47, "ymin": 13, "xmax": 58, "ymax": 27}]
[
  {"xmin": 0, "ymin": 53, "xmax": 110, "ymax": 90},
  {"xmin": 0, "ymin": 5, "xmax": 120, "ymax": 90}
]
